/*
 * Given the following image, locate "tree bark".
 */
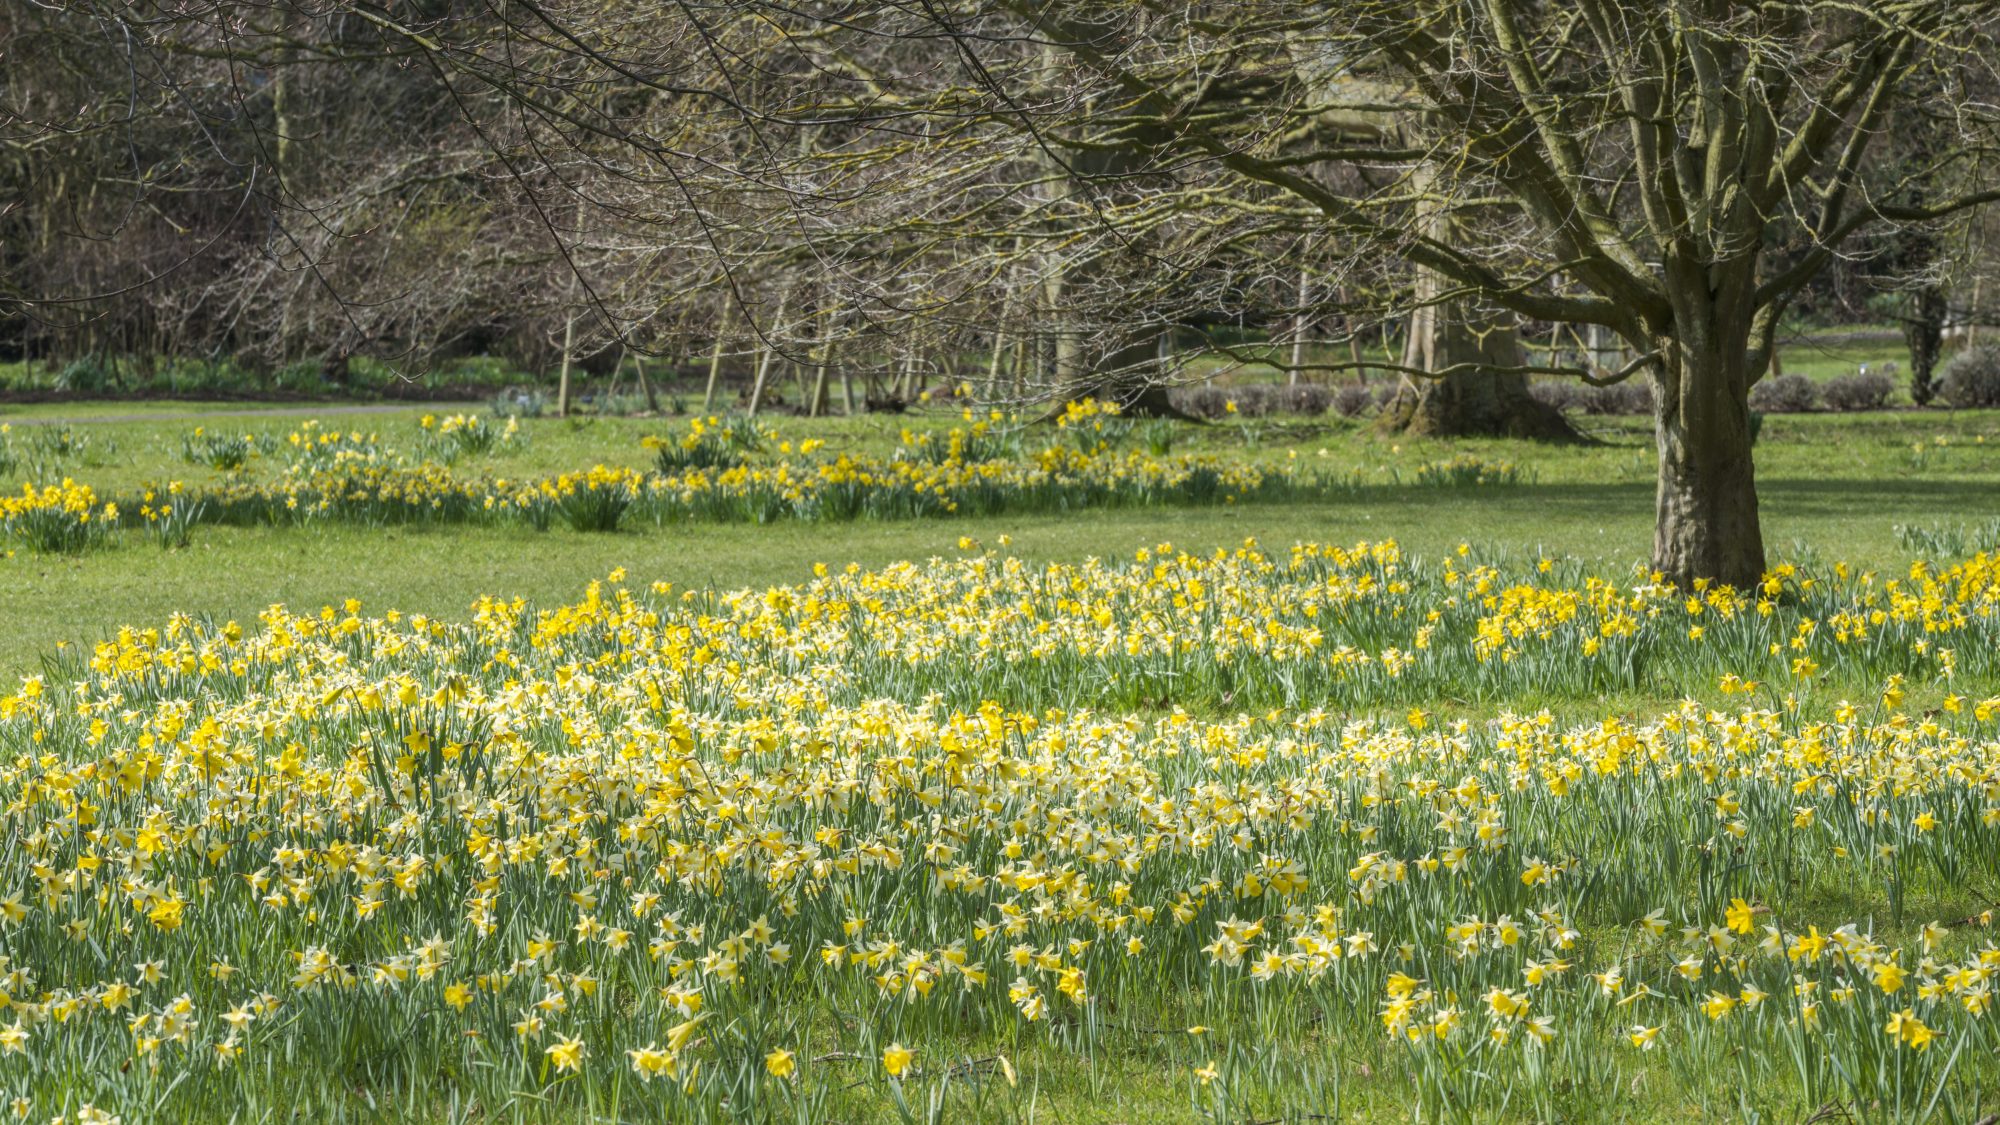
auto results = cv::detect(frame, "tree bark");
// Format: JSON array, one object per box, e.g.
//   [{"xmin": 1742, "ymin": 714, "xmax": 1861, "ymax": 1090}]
[
  {"xmin": 1377, "ymin": 301, "xmax": 1578, "ymax": 441},
  {"xmin": 1904, "ymin": 285, "xmax": 1945, "ymax": 406},
  {"xmin": 632, "ymin": 349, "xmax": 661, "ymax": 414},
  {"xmin": 1288, "ymin": 267, "xmax": 1309, "ymax": 386},
  {"xmin": 701, "ymin": 306, "xmax": 732, "ymax": 414},
  {"xmin": 1051, "ymin": 330, "xmax": 1194, "ymax": 418},
  {"xmin": 807, "ymin": 309, "xmax": 832, "ymax": 417},
  {"xmin": 745, "ymin": 289, "xmax": 789, "ymax": 417},
  {"xmin": 1377, "ymin": 161, "xmax": 1579, "ymax": 441},
  {"xmin": 556, "ymin": 311, "xmax": 575, "ymax": 418},
  {"xmin": 1651, "ymin": 342, "xmax": 1766, "ymax": 589}
]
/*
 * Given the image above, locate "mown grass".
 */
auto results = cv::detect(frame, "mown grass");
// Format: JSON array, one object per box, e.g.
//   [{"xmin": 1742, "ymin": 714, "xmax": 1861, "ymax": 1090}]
[
  {"xmin": 7, "ymin": 539, "xmax": 2000, "ymax": 1123},
  {"xmin": 4, "ymin": 396, "xmax": 2000, "ymax": 1122},
  {"xmin": 5, "ymin": 403, "xmax": 2000, "ymax": 684}
]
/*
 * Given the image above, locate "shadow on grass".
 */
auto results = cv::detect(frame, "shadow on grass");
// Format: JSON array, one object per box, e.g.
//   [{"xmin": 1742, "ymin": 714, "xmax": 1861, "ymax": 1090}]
[{"xmin": 1323, "ymin": 476, "xmax": 2000, "ymax": 519}]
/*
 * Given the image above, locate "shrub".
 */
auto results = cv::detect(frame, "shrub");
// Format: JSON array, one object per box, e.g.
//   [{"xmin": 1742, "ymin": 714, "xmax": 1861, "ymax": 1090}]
[
  {"xmin": 1589, "ymin": 381, "xmax": 1654, "ymax": 415},
  {"xmin": 1529, "ymin": 381, "xmax": 1589, "ymax": 413},
  {"xmin": 492, "ymin": 389, "xmax": 548, "ymax": 418},
  {"xmin": 1172, "ymin": 385, "xmax": 1255, "ymax": 419},
  {"xmin": 1940, "ymin": 344, "xmax": 2000, "ymax": 408},
  {"xmin": 53, "ymin": 358, "xmax": 113, "ymax": 394},
  {"xmin": 273, "ymin": 360, "xmax": 329, "ymax": 392},
  {"xmin": 1332, "ymin": 384, "xmax": 1374, "ymax": 418},
  {"xmin": 1749, "ymin": 372, "xmax": 1819, "ymax": 413},
  {"xmin": 1274, "ymin": 384, "xmax": 1334, "ymax": 415},
  {"xmin": 1820, "ymin": 370, "xmax": 1894, "ymax": 412},
  {"xmin": 1534, "ymin": 381, "xmax": 1653, "ymax": 415}
]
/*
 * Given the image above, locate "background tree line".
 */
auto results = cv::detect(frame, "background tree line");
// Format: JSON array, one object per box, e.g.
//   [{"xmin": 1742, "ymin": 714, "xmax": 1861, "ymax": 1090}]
[{"xmin": 7, "ymin": 1, "xmax": 2000, "ymax": 584}]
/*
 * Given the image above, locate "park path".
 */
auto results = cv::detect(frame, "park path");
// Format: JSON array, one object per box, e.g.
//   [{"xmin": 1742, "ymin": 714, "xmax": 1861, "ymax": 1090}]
[{"xmin": 0, "ymin": 402, "xmax": 482, "ymax": 425}]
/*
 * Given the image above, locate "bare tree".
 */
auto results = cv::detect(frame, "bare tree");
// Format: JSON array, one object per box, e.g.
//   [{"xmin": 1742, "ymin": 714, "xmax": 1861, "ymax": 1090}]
[
  {"xmin": 846, "ymin": 1, "xmax": 2000, "ymax": 585},
  {"xmin": 14, "ymin": 1, "xmax": 2000, "ymax": 590}
]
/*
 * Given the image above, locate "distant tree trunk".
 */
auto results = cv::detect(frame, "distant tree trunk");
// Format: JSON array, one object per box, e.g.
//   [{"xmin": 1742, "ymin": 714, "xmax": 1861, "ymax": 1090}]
[
  {"xmin": 746, "ymin": 290, "xmax": 789, "ymax": 417},
  {"xmin": 1586, "ymin": 323, "xmax": 1625, "ymax": 374},
  {"xmin": 272, "ymin": 62, "xmax": 292, "ymax": 181},
  {"xmin": 1652, "ymin": 334, "xmax": 1765, "ymax": 589},
  {"xmin": 1028, "ymin": 57, "xmax": 1193, "ymax": 420},
  {"xmin": 986, "ymin": 326, "xmax": 1011, "ymax": 397},
  {"xmin": 1378, "ymin": 168, "xmax": 1579, "ymax": 442},
  {"xmin": 1012, "ymin": 330, "xmax": 1032, "ymax": 399},
  {"xmin": 1053, "ymin": 329, "xmax": 1191, "ymax": 417},
  {"xmin": 701, "ymin": 307, "xmax": 732, "ymax": 414},
  {"xmin": 1970, "ymin": 277, "xmax": 1984, "ymax": 351},
  {"xmin": 1288, "ymin": 268, "xmax": 1309, "ymax": 386},
  {"xmin": 630, "ymin": 348, "xmax": 661, "ymax": 414},
  {"xmin": 807, "ymin": 310, "xmax": 831, "ymax": 417},
  {"xmin": 1377, "ymin": 303, "xmax": 1578, "ymax": 440},
  {"xmin": 1905, "ymin": 285, "xmax": 1945, "ymax": 406},
  {"xmin": 557, "ymin": 311, "xmax": 576, "ymax": 417}
]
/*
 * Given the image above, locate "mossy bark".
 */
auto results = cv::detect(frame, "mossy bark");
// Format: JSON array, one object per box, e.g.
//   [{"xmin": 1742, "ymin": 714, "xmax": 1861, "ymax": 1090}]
[
  {"xmin": 1651, "ymin": 338, "xmax": 1766, "ymax": 589},
  {"xmin": 1053, "ymin": 333, "xmax": 1197, "ymax": 419},
  {"xmin": 1377, "ymin": 305, "xmax": 1579, "ymax": 441},
  {"xmin": 1378, "ymin": 160, "xmax": 1580, "ymax": 442}
]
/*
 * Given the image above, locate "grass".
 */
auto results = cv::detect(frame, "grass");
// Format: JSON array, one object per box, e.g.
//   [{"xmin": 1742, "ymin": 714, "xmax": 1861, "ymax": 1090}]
[
  {"xmin": 5, "ymin": 393, "xmax": 2000, "ymax": 1122},
  {"xmin": 5, "ymin": 525, "xmax": 2000, "ymax": 1122},
  {"xmin": 0, "ymin": 322, "xmax": 1937, "ymax": 415},
  {"xmin": 4, "ymin": 403, "xmax": 2000, "ymax": 680}
]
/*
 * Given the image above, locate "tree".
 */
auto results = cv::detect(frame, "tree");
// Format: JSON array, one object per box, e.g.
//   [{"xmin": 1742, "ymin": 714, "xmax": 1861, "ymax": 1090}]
[
  {"xmin": 873, "ymin": 1, "xmax": 2000, "ymax": 586},
  {"xmin": 14, "ymin": 2, "xmax": 2000, "ymax": 588}
]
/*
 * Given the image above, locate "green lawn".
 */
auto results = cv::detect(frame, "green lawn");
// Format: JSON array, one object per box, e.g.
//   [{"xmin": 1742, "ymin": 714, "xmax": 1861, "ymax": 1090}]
[
  {"xmin": 5, "ymin": 397, "xmax": 2000, "ymax": 1123},
  {"xmin": 5, "ymin": 402, "xmax": 2000, "ymax": 680}
]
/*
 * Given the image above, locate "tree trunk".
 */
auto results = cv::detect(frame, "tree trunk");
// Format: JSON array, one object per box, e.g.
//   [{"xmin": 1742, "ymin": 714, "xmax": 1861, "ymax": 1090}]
[
  {"xmin": 1904, "ymin": 285, "xmax": 1945, "ymax": 406},
  {"xmin": 1378, "ymin": 161, "xmax": 1579, "ymax": 442},
  {"xmin": 701, "ymin": 306, "xmax": 732, "ymax": 414},
  {"xmin": 1377, "ymin": 301, "xmax": 1578, "ymax": 440},
  {"xmin": 807, "ymin": 310, "xmax": 832, "ymax": 417},
  {"xmin": 1288, "ymin": 267, "xmax": 1309, "ymax": 386},
  {"xmin": 1970, "ymin": 277, "xmax": 1984, "ymax": 350},
  {"xmin": 1651, "ymin": 344, "xmax": 1766, "ymax": 589},
  {"xmin": 1050, "ymin": 332, "xmax": 1194, "ymax": 418},
  {"xmin": 1026, "ymin": 54, "xmax": 1193, "ymax": 420},
  {"xmin": 556, "ymin": 311, "xmax": 576, "ymax": 417},
  {"xmin": 746, "ymin": 290, "xmax": 789, "ymax": 417}
]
